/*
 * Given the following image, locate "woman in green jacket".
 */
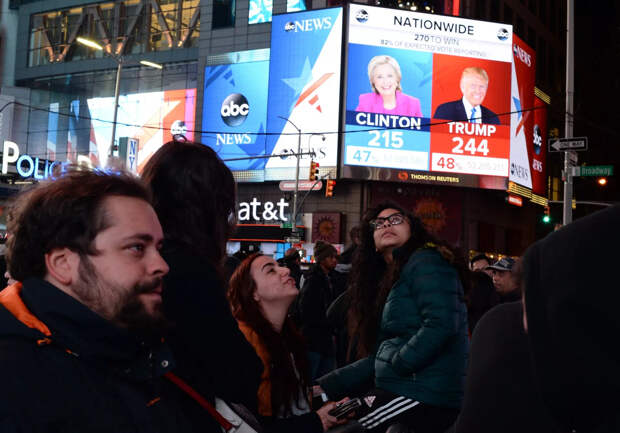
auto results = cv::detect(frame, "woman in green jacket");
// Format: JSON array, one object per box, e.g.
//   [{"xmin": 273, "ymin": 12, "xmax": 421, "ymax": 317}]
[{"xmin": 315, "ymin": 202, "xmax": 469, "ymax": 433}]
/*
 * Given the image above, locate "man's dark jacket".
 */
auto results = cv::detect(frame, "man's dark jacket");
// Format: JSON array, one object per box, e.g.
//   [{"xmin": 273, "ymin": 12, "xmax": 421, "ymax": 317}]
[
  {"xmin": 0, "ymin": 278, "xmax": 220, "ymax": 432},
  {"xmin": 298, "ymin": 265, "xmax": 339, "ymax": 355},
  {"xmin": 433, "ymin": 100, "xmax": 500, "ymax": 125}
]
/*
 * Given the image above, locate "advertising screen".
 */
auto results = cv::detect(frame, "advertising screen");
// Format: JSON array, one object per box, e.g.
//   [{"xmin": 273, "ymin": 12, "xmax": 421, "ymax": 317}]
[
  {"xmin": 87, "ymin": 88, "xmax": 196, "ymax": 171},
  {"xmin": 249, "ymin": 0, "xmax": 307, "ymax": 25},
  {"xmin": 201, "ymin": 61, "xmax": 270, "ymax": 175},
  {"xmin": 510, "ymin": 35, "xmax": 547, "ymax": 195},
  {"xmin": 265, "ymin": 7, "xmax": 343, "ymax": 181},
  {"xmin": 343, "ymin": 4, "xmax": 513, "ymax": 189}
]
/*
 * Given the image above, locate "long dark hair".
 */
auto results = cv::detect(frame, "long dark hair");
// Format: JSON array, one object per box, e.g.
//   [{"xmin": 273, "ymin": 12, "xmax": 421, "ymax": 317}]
[
  {"xmin": 141, "ymin": 140, "xmax": 236, "ymax": 268},
  {"xmin": 228, "ymin": 254, "xmax": 309, "ymax": 417},
  {"xmin": 347, "ymin": 201, "xmax": 468, "ymax": 359}
]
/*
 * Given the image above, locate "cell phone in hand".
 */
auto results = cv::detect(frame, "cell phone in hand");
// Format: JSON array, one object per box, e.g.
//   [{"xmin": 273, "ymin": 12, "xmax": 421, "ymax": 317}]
[{"xmin": 328, "ymin": 398, "xmax": 362, "ymax": 419}]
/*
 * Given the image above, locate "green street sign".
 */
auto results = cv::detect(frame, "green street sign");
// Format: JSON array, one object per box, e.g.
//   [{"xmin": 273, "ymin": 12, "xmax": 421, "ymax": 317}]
[{"xmin": 578, "ymin": 165, "xmax": 614, "ymax": 177}]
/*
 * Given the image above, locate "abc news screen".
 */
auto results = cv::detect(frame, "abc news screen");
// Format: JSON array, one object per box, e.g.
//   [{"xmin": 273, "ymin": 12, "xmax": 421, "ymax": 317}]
[{"xmin": 201, "ymin": 8, "xmax": 343, "ymax": 181}]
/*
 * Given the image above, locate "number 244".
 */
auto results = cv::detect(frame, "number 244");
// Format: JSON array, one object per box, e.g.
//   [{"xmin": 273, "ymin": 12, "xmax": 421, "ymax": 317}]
[{"xmin": 452, "ymin": 137, "xmax": 489, "ymax": 156}]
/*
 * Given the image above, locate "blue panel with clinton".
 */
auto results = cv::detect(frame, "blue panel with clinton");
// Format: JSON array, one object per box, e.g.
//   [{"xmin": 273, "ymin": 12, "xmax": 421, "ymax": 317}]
[
  {"xmin": 344, "ymin": 44, "xmax": 432, "ymax": 171},
  {"xmin": 201, "ymin": 61, "xmax": 269, "ymax": 171}
]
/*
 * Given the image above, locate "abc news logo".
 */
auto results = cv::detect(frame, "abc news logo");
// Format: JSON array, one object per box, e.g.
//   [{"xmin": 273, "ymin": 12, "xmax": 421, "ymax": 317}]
[
  {"xmin": 497, "ymin": 28, "xmax": 509, "ymax": 41},
  {"xmin": 356, "ymin": 9, "xmax": 368, "ymax": 23},
  {"xmin": 220, "ymin": 93, "xmax": 249, "ymax": 127}
]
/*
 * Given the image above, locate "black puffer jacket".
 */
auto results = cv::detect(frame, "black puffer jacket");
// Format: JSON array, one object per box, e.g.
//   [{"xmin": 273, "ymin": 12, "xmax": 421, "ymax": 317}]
[
  {"xmin": 0, "ymin": 278, "xmax": 220, "ymax": 432},
  {"xmin": 523, "ymin": 205, "xmax": 620, "ymax": 433}
]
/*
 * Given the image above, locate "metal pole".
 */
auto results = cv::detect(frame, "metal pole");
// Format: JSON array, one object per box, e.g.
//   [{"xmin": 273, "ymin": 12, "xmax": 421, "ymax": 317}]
[
  {"xmin": 563, "ymin": 0, "xmax": 574, "ymax": 225},
  {"xmin": 278, "ymin": 116, "xmax": 302, "ymax": 237},
  {"xmin": 110, "ymin": 60, "xmax": 123, "ymax": 159},
  {"xmin": 292, "ymin": 128, "xmax": 302, "ymax": 236}
]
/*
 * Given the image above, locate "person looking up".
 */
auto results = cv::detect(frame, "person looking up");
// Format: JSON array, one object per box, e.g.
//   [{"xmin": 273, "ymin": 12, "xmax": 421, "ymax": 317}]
[
  {"xmin": 228, "ymin": 254, "xmax": 349, "ymax": 433},
  {"xmin": 315, "ymin": 201, "xmax": 469, "ymax": 433}
]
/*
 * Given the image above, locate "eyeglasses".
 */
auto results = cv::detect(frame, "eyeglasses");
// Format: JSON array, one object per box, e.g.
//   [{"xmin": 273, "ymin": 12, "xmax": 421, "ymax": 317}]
[{"xmin": 369, "ymin": 212, "xmax": 406, "ymax": 231}]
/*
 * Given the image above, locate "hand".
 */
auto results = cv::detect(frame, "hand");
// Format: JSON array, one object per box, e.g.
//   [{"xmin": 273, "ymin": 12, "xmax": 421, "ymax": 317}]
[{"xmin": 316, "ymin": 398, "xmax": 351, "ymax": 432}]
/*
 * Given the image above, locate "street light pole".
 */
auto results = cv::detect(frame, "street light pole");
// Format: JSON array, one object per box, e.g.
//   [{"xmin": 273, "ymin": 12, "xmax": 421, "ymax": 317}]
[
  {"xmin": 563, "ymin": 0, "xmax": 575, "ymax": 225},
  {"xmin": 278, "ymin": 116, "xmax": 302, "ymax": 237},
  {"xmin": 110, "ymin": 60, "xmax": 123, "ymax": 157}
]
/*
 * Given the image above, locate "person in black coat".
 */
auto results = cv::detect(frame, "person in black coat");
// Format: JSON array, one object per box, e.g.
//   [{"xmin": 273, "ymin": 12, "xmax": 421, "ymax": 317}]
[
  {"xmin": 0, "ymin": 169, "xmax": 221, "ymax": 431},
  {"xmin": 522, "ymin": 205, "xmax": 620, "ymax": 433},
  {"xmin": 298, "ymin": 241, "xmax": 339, "ymax": 380},
  {"xmin": 142, "ymin": 140, "xmax": 263, "ymax": 414}
]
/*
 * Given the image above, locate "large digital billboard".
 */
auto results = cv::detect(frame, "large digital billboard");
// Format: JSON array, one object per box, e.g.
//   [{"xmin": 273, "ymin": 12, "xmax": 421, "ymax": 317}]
[
  {"xmin": 87, "ymin": 89, "xmax": 196, "ymax": 171},
  {"xmin": 264, "ymin": 7, "xmax": 343, "ymax": 180},
  {"xmin": 510, "ymin": 35, "xmax": 547, "ymax": 196},
  {"xmin": 249, "ymin": 0, "xmax": 307, "ymax": 25},
  {"xmin": 342, "ymin": 4, "xmax": 513, "ymax": 189},
  {"xmin": 201, "ymin": 61, "xmax": 270, "ymax": 175}
]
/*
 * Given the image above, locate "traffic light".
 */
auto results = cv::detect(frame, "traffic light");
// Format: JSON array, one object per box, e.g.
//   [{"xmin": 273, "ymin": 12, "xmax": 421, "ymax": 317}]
[
  {"xmin": 325, "ymin": 179, "xmax": 336, "ymax": 197},
  {"xmin": 542, "ymin": 205, "xmax": 551, "ymax": 223},
  {"xmin": 309, "ymin": 160, "xmax": 320, "ymax": 181}
]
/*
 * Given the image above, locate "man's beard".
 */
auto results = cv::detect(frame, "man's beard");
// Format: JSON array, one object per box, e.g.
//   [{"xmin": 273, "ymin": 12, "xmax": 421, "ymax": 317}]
[{"xmin": 73, "ymin": 257, "xmax": 171, "ymax": 338}]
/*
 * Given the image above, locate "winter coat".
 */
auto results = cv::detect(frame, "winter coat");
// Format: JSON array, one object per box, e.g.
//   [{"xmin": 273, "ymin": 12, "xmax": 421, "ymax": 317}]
[
  {"xmin": 318, "ymin": 247, "xmax": 468, "ymax": 409},
  {"xmin": 0, "ymin": 279, "xmax": 220, "ymax": 432},
  {"xmin": 161, "ymin": 241, "xmax": 263, "ymax": 412},
  {"xmin": 298, "ymin": 265, "xmax": 339, "ymax": 355}
]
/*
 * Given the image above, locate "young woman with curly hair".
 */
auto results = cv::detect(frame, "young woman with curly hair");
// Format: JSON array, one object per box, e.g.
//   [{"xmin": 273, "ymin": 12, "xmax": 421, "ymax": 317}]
[{"xmin": 315, "ymin": 201, "xmax": 469, "ymax": 433}]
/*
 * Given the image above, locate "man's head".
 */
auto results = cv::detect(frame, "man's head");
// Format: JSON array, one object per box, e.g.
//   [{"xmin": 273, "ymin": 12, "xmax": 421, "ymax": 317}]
[
  {"xmin": 470, "ymin": 253, "xmax": 492, "ymax": 275},
  {"xmin": 460, "ymin": 67, "xmax": 489, "ymax": 107},
  {"xmin": 6, "ymin": 169, "xmax": 169, "ymax": 332},
  {"xmin": 314, "ymin": 241, "xmax": 338, "ymax": 272},
  {"xmin": 487, "ymin": 257, "xmax": 519, "ymax": 296}
]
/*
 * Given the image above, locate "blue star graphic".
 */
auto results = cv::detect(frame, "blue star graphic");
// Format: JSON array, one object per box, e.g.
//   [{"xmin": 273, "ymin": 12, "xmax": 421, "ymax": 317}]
[
  {"xmin": 513, "ymin": 96, "xmax": 522, "ymax": 120},
  {"xmin": 282, "ymin": 58, "xmax": 313, "ymax": 96}
]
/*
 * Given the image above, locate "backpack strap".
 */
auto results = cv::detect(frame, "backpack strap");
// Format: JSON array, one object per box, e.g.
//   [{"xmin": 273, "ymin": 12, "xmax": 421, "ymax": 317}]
[{"xmin": 164, "ymin": 371, "xmax": 233, "ymax": 431}]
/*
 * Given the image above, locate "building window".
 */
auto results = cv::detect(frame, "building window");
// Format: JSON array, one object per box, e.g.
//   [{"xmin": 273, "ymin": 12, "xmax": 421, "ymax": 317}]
[
  {"xmin": 213, "ymin": 0, "xmax": 235, "ymax": 28},
  {"xmin": 28, "ymin": 0, "xmax": 200, "ymax": 66}
]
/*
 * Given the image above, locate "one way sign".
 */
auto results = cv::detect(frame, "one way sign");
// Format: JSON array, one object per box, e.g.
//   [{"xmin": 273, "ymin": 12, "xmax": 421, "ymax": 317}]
[{"xmin": 548, "ymin": 137, "xmax": 588, "ymax": 152}]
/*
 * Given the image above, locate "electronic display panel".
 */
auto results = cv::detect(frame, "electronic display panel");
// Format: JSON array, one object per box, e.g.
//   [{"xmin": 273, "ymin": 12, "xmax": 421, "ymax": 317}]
[
  {"xmin": 201, "ymin": 61, "xmax": 270, "ymax": 175},
  {"xmin": 265, "ymin": 7, "xmax": 343, "ymax": 181},
  {"xmin": 87, "ymin": 88, "xmax": 196, "ymax": 171},
  {"xmin": 510, "ymin": 35, "xmax": 547, "ymax": 195},
  {"xmin": 249, "ymin": 0, "xmax": 307, "ymax": 25},
  {"xmin": 343, "ymin": 4, "xmax": 513, "ymax": 189}
]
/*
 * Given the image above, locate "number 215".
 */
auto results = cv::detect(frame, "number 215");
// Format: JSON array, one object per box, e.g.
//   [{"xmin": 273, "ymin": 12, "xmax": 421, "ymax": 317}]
[{"xmin": 451, "ymin": 137, "xmax": 489, "ymax": 156}]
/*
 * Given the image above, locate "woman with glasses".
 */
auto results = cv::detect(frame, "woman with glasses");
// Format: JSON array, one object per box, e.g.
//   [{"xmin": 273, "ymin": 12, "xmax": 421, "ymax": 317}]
[{"xmin": 314, "ymin": 202, "xmax": 469, "ymax": 433}]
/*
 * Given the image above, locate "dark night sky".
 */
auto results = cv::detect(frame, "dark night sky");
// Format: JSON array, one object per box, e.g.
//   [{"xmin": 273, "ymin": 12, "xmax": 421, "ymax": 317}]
[{"xmin": 569, "ymin": 0, "xmax": 620, "ymax": 211}]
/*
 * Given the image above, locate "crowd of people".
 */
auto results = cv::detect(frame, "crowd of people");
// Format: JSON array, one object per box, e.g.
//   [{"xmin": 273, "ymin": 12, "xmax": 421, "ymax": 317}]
[{"xmin": 0, "ymin": 138, "xmax": 618, "ymax": 433}]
